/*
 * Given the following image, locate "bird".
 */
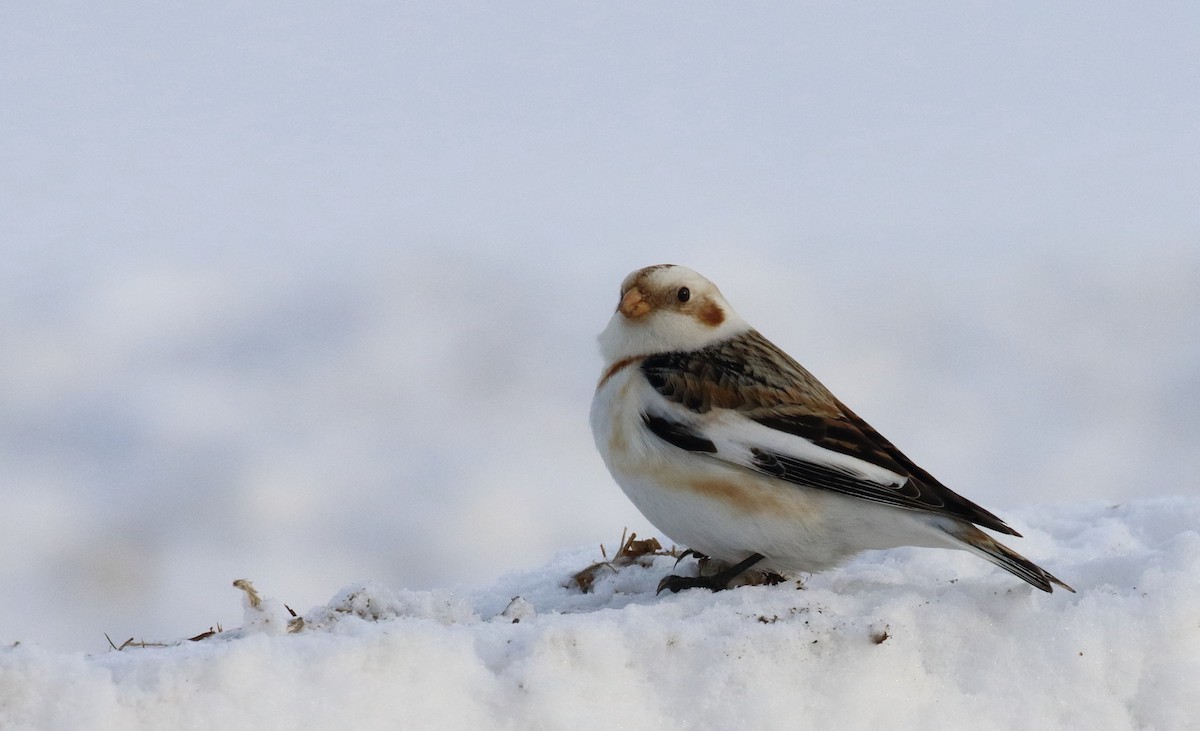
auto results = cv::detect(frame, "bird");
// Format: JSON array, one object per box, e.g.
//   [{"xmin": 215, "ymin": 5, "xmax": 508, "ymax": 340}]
[{"xmin": 589, "ymin": 264, "xmax": 1073, "ymax": 594}]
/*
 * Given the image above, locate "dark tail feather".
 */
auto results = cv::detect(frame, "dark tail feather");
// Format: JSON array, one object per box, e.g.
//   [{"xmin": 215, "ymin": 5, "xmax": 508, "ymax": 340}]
[{"xmin": 945, "ymin": 523, "xmax": 1075, "ymax": 593}]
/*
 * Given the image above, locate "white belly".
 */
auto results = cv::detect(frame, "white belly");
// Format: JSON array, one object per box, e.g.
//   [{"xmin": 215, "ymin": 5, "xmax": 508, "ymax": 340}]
[{"xmin": 589, "ymin": 367, "xmax": 933, "ymax": 574}]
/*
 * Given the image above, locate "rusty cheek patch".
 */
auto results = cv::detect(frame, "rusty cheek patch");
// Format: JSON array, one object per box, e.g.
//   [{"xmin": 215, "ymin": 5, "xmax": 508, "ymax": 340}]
[
  {"xmin": 697, "ymin": 299, "xmax": 725, "ymax": 327},
  {"xmin": 696, "ymin": 301, "xmax": 720, "ymax": 326}
]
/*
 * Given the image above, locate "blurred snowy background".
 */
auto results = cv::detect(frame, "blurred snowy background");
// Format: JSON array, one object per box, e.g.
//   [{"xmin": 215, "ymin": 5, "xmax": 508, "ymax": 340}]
[{"xmin": 1, "ymin": 2, "xmax": 1197, "ymax": 651}]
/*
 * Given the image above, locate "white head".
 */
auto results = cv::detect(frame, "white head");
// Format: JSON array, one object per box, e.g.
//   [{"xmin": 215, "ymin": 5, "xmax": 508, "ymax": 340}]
[{"xmin": 598, "ymin": 264, "xmax": 750, "ymax": 362}]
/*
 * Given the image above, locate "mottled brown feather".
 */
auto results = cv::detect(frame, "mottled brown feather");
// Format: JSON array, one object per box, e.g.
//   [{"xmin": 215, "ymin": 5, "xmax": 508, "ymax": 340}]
[{"xmin": 640, "ymin": 330, "xmax": 1018, "ymax": 535}]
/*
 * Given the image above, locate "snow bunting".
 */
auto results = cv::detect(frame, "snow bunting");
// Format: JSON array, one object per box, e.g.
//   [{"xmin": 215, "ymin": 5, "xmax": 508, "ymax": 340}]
[{"xmin": 590, "ymin": 264, "xmax": 1073, "ymax": 594}]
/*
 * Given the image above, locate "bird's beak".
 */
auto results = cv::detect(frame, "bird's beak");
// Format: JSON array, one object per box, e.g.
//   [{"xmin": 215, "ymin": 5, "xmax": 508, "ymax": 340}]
[{"xmin": 619, "ymin": 287, "xmax": 651, "ymax": 319}]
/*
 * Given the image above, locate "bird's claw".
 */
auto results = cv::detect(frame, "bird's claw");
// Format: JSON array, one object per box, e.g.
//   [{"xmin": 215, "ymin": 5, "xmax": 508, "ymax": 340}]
[
  {"xmin": 673, "ymin": 548, "xmax": 709, "ymax": 568},
  {"xmin": 656, "ymin": 573, "xmax": 722, "ymax": 594}
]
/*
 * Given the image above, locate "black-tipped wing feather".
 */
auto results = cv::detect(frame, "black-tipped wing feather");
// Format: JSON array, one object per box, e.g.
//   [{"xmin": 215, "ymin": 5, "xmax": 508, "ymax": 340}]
[
  {"xmin": 749, "ymin": 447, "xmax": 928, "ymax": 506},
  {"xmin": 640, "ymin": 331, "xmax": 1018, "ymax": 536},
  {"xmin": 642, "ymin": 413, "xmax": 717, "ymax": 453}
]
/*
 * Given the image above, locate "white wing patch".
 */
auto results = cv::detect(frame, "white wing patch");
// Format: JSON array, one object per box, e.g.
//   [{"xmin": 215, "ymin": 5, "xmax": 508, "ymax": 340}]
[{"xmin": 706, "ymin": 410, "xmax": 908, "ymax": 488}]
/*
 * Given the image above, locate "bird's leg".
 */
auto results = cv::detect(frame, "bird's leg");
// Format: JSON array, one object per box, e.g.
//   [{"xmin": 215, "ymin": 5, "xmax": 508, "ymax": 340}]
[{"xmin": 657, "ymin": 552, "xmax": 766, "ymax": 594}]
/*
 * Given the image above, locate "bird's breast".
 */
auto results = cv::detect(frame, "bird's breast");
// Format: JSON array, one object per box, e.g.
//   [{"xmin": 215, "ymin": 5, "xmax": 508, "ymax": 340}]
[
  {"xmin": 592, "ymin": 367, "xmax": 809, "ymax": 514},
  {"xmin": 590, "ymin": 364, "xmax": 650, "ymax": 464}
]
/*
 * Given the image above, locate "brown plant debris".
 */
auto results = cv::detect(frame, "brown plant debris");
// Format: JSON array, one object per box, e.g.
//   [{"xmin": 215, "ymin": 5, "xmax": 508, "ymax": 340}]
[
  {"xmin": 232, "ymin": 579, "xmax": 262, "ymax": 608},
  {"xmin": 570, "ymin": 528, "xmax": 680, "ymax": 593},
  {"xmin": 186, "ymin": 625, "xmax": 223, "ymax": 642},
  {"xmin": 105, "ymin": 621, "xmax": 227, "ymax": 651},
  {"xmin": 105, "ymin": 633, "xmax": 168, "ymax": 651}
]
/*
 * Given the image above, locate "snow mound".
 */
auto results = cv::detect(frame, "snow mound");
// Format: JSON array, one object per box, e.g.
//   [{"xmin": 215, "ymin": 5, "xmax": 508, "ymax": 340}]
[{"xmin": 2, "ymin": 499, "xmax": 1198, "ymax": 731}]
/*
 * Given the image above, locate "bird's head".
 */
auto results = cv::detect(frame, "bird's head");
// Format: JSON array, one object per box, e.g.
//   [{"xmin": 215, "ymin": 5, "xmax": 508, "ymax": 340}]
[{"xmin": 598, "ymin": 264, "xmax": 749, "ymax": 362}]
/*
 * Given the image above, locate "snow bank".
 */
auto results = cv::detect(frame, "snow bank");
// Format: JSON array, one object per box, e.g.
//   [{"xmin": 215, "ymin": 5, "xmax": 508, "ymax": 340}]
[{"xmin": 2, "ymin": 499, "xmax": 1197, "ymax": 731}]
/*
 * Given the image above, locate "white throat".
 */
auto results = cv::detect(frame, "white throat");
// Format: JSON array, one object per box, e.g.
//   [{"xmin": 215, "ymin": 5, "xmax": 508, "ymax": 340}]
[{"xmin": 598, "ymin": 307, "xmax": 750, "ymax": 363}]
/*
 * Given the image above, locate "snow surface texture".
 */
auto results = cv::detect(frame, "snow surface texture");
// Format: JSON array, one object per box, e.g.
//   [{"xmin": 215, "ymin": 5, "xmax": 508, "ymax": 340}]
[{"xmin": 3, "ymin": 499, "xmax": 1197, "ymax": 731}]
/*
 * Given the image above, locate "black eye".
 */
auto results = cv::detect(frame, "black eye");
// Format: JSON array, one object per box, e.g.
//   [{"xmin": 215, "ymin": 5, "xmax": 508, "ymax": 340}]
[{"xmin": 676, "ymin": 287, "xmax": 690, "ymax": 303}]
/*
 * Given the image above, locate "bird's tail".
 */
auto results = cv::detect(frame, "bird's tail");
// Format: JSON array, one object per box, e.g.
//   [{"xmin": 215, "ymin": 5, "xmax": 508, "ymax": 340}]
[{"xmin": 941, "ymin": 522, "xmax": 1075, "ymax": 593}]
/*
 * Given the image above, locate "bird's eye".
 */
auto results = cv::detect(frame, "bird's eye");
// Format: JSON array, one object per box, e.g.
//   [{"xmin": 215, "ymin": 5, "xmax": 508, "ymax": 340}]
[{"xmin": 677, "ymin": 287, "xmax": 690, "ymax": 303}]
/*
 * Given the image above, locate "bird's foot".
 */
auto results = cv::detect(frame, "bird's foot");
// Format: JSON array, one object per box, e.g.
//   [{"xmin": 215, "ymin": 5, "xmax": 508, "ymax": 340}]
[
  {"xmin": 754, "ymin": 571, "xmax": 787, "ymax": 587},
  {"xmin": 656, "ymin": 552, "xmax": 766, "ymax": 594}
]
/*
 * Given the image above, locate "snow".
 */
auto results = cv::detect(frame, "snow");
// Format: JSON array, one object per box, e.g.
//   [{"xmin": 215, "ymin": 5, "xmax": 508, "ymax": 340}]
[{"xmin": 3, "ymin": 499, "xmax": 1198, "ymax": 731}]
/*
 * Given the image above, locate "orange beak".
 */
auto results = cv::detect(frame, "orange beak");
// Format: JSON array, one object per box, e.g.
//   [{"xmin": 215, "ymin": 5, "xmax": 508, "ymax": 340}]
[{"xmin": 619, "ymin": 287, "xmax": 651, "ymax": 319}]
